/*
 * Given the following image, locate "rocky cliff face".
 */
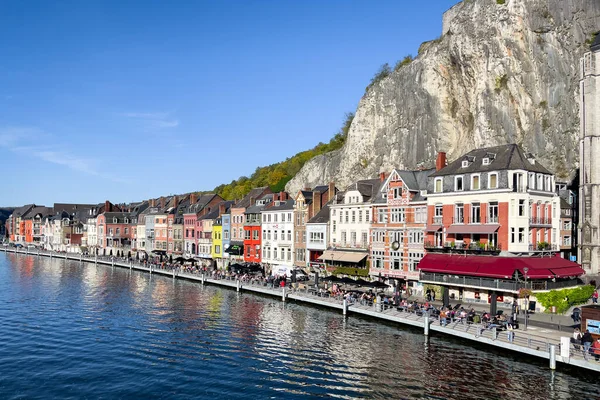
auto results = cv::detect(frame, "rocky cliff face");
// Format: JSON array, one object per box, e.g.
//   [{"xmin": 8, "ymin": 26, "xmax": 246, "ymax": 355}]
[{"xmin": 286, "ymin": 0, "xmax": 600, "ymax": 194}]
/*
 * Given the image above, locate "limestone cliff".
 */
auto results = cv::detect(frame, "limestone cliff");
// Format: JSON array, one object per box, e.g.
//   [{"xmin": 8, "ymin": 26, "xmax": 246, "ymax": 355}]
[{"xmin": 286, "ymin": 0, "xmax": 600, "ymax": 194}]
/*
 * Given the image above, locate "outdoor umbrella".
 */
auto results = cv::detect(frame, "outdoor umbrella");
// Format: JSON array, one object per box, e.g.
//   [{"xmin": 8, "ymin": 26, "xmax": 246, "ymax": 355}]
[
  {"xmin": 174, "ymin": 256, "xmax": 186, "ymax": 263},
  {"xmin": 322, "ymin": 275, "xmax": 342, "ymax": 283},
  {"xmin": 185, "ymin": 257, "xmax": 197, "ymax": 264},
  {"xmin": 354, "ymin": 278, "xmax": 374, "ymax": 287},
  {"xmin": 371, "ymin": 281, "xmax": 389, "ymax": 289},
  {"xmin": 339, "ymin": 276, "xmax": 357, "ymax": 285}
]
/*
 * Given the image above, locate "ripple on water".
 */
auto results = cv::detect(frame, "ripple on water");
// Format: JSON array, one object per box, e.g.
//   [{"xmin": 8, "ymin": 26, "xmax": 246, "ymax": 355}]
[{"xmin": 0, "ymin": 254, "xmax": 599, "ymax": 400}]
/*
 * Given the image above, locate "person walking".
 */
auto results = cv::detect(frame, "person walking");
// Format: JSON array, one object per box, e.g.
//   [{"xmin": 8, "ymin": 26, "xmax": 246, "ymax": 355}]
[
  {"xmin": 582, "ymin": 329, "xmax": 594, "ymax": 360},
  {"xmin": 591, "ymin": 337, "xmax": 600, "ymax": 361},
  {"xmin": 593, "ymin": 289, "xmax": 598, "ymax": 304},
  {"xmin": 507, "ymin": 322, "xmax": 515, "ymax": 343}
]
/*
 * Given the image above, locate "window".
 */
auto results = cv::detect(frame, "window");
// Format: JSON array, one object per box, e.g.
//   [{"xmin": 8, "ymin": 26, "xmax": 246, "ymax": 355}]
[
  {"xmin": 287, "ymin": 230, "xmax": 291, "ymax": 241},
  {"xmin": 518, "ymin": 199, "xmax": 526, "ymax": 217},
  {"xmin": 471, "ymin": 175, "xmax": 480, "ymax": 190},
  {"xmin": 518, "ymin": 228, "xmax": 525, "ymax": 243},
  {"xmin": 252, "ymin": 230, "xmax": 259, "ymax": 240},
  {"xmin": 116, "ymin": 228, "xmax": 120, "ymax": 235},
  {"xmin": 482, "ymin": 158, "xmax": 490, "ymax": 165},
  {"xmin": 287, "ymin": 248, "xmax": 291, "ymax": 261},
  {"xmin": 109, "ymin": 228, "xmax": 113, "ymax": 236},
  {"xmin": 408, "ymin": 252, "xmax": 423, "ymax": 271},
  {"xmin": 332, "ymin": 221, "xmax": 336, "ymax": 234},
  {"xmin": 434, "ymin": 205, "xmax": 443, "ymax": 224},
  {"xmin": 511, "ymin": 228, "xmax": 515, "ymax": 243},
  {"xmin": 455, "ymin": 203, "xmax": 464, "ymax": 224},
  {"xmin": 435, "ymin": 178, "xmax": 443, "ymax": 193},
  {"xmin": 358, "ymin": 210, "xmax": 362, "ymax": 223},
  {"xmin": 262, "ymin": 230, "xmax": 266, "ymax": 240},
  {"xmin": 462, "ymin": 160, "xmax": 469, "ymax": 168},
  {"xmin": 361, "ymin": 231, "xmax": 368, "ymax": 245},
  {"xmin": 274, "ymin": 214, "xmax": 278, "ymax": 223},
  {"xmin": 350, "ymin": 231, "xmax": 357, "ymax": 245},
  {"xmin": 390, "ymin": 251, "xmax": 401, "ymax": 270},
  {"xmin": 288, "ymin": 213, "xmax": 292, "ymax": 222},
  {"xmin": 488, "ymin": 173, "xmax": 498, "ymax": 189},
  {"xmin": 415, "ymin": 207, "xmax": 426, "ymax": 223},
  {"xmin": 471, "ymin": 203, "xmax": 481, "ymax": 223},
  {"xmin": 455, "ymin": 176, "xmax": 463, "ymax": 191},
  {"xmin": 373, "ymin": 230, "xmax": 385, "ymax": 243},
  {"xmin": 365, "ymin": 210, "xmax": 370, "ymax": 222},
  {"xmin": 267, "ymin": 230, "xmax": 271, "ymax": 240},
  {"xmin": 372, "ymin": 250, "xmax": 385, "ymax": 269},
  {"xmin": 245, "ymin": 230, "xmax": 251, "ymax": 240},
  {"xmin": 344, "ymin": 211, "xmax": 349, "ymax": 223},
  {"xmin": 488, "ymin": 202, "xmax": 499, "ymax": 223},
  {"xmin": 352, "ymin": 210, "xmax": 356, "ymax": 222},
  {"xmin": 408, "ymin": 230, "xmax": 423, "ymax": 244},
  {"xmin": 214, "ymin": 245, "xmax": 220, "ymax": 254},
  {"xmin": 377, "ymin": 208, "xmax": 388, "ymax": 223},
  {"xmin": 563, "ymin": 236, "xmax": 571, "ymax": 246},
  {"xmin": 341, "ymin": 231, "xmax": 347, "ymax": 244},
  {"xmin": 390, "ymin": 208, "xmax": 405, "ymax": 223},
  {"xmin": 563, "ymin": 221, "xmax": 571, "ymax": 230},
  {"xmin": 393, "ymin": 186, "xmax": 402, "ymax": 199}
]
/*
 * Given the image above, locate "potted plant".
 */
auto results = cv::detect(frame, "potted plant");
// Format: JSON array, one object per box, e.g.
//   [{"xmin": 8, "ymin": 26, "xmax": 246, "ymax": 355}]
[{"xmin": 537, "ymin": 241, "xmax": 549, "ymax": 251}]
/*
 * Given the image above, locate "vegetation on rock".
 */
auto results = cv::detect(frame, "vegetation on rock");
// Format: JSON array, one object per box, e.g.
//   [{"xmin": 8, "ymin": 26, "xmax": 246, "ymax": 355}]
[
  {"xmin": 208, "ymin": 112, "xmax": 354, "ymax": 200},
  {"xmin": 535, "ymin": 285, "xmax": 595, "ymax": 314}
]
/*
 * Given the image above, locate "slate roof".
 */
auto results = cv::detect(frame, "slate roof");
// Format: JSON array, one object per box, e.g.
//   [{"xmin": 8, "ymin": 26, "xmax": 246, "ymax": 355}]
[
  {"xmin": 351, "ymin": 178, "xmax": 383, "ymax": 202},
  {"xmin": 102, "ymin": 212, "xmax": 133, "ymax": 223},
  {"xmin": 53, "ymin": 203, "xmax": 96, "ymax": 214},
  {"xmin": 262, "ymin": 199, "xmax": 295, "ymax": 212},
  {"xmin": 22, "ymin": 206, "xmax": 52, "ymax": 219},
  {"xmin": 592, "ymin": 33, "xmax": 600, "ymax": 51},
  {"xmin": 233, "ymin": 187, "xmax": 270, "ymax": 209},
  {"xmin": 245, "ymin": 193, "xmax": 275, "ymax": 214},
  {"xmin": 373, "ymin": 168, "xmax": 434, "ymax": 204},
  {"xmin": 187, "ymin": 193, "xmax": 220, "ymax": 214},
  {"xmin": 12, "ymin": 204, "xmax": 35, "ymax": 218},
  {"xmin": 430, "ymin": 144, "xmax": 552, "ymax": 177},
  {"xmin": 307, "ymin": 203, "xmax": 331, "ymax": 224}
]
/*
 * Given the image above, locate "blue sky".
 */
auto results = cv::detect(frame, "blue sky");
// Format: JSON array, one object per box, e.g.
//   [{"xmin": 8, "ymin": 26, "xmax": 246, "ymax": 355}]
[{"xmin": 0, "ymin": 0, "xmax": 459, "ymax": 207}]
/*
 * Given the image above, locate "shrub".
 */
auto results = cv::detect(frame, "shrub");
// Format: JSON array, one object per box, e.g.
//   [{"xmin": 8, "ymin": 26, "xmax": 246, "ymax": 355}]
[
  {"xmin": 496, "ymin": 0, "xmax": 505, "ymax": 4},
  {"xmin": 332, "ymin": 267, "xmax": 370, "ymax": 277},
  {"xmin": 535, "ymin": 285, "xmax": 595, "ymax": 314}
]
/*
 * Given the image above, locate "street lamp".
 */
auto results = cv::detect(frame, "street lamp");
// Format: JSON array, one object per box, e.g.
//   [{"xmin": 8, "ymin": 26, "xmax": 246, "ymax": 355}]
[{"xmin": 523, "ymin": 267, "xmax": 529, "ymax": 331}]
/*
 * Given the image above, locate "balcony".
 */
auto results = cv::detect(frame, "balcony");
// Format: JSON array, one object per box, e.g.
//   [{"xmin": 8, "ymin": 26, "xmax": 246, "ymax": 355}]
[
  {"xmin": 528, "ymin": 243, "xmax": 558, "ymax": 252},
  {"xmin": 432, "ymin": 216, "xmax": 443, "ymax": 225},
  {"xmin": 424, "ymin": 241, "xmax": 501, "ymax": 255},
  {"xmin": 453, "ymin": 216, "xmax": 464, "ymax": 224},
  {"xmin": 420, "ymin": 272, "xmax": 581, "ymax": 292},
  {"xmin": 529, "ymin": 217, "xmax": 552, "ymax": 226}
]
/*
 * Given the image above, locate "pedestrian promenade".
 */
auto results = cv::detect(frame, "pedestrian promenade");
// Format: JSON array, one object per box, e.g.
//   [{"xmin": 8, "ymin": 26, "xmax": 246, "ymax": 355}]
[{"xmin": 2, "ymin": 247, "xmax": 599, "ymax": 373}]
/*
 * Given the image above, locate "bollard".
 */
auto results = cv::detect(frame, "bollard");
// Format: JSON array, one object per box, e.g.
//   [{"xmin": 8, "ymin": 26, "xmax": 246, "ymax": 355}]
[
  {"xmin": 201, "ymin": 273, "xmax": 205, "ymax": 285},
  {"xmin": 492, "ymin": 327, "xmax": 497, "ymax": 340},
  {"xmin": 149, "ymin": 265, "xmax": 152, "ymax": 274},
  {"xmin": 236, "ymin": 279, "xmax": 241, "ymax": 292},
  {"xmin": 94, "ymin": 255, "xmax": 97, "ymax": 264},
  {"xmin": 80, "ymin": 254, "xmax": 82, "ymax": 262},
  {"xmin": 111, "ymin": 259, "xmax": 114, "ymax": 267},
  {"xmin": 282, "ymin": 286, "xmax": 286, "ymax": 302},
  {"xmin": 560, "ymin": 337, "xmax": 570, "ymax": 360},
  {"xmin": 549, "ymin": 344, "xmax": 557, "ymax": 370},
  {"xmin": 173, "ymin": 269, "xmax": 176, "ymax": 279},
  {"xmin": 424, "ymin": 313, "xmax": 430, "ymax": 336},
  {"xmin": 343, "ymin": 299, "xmax": 348, "ymax": 316}
]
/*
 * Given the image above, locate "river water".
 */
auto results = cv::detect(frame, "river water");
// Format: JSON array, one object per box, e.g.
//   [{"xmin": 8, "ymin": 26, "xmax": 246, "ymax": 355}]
[{"xmin": 0, "ymin": 253, "xmax": 597, "ymax": 399}]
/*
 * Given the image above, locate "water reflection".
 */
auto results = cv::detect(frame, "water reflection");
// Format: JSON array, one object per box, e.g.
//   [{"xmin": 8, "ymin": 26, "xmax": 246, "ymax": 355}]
[{"xmin": 0, "ymin": 253, "xmax": 598, "ymax": 400}]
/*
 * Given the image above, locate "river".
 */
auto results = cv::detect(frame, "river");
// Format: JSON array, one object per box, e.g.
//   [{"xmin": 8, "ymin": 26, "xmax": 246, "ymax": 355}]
[{"xmin": 0, "ymin": 253, "xmax": 597, "ymax": 399}]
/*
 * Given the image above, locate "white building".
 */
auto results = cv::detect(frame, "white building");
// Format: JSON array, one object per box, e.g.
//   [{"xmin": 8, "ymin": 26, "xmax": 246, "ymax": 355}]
[
  {"xmin": 306, "ymin": 203, "xmax": 331, "ymax": 271},
  {"xmin": 579, "ymin": 36, "xmax": 600, "ymax": 275},
  {"xmin": 325, "ymin": 179, "xmax": 382, "ymax": 269},
  {"xmin": 261, "ymin": 199, "xmax": 295, "ymax": 269}
]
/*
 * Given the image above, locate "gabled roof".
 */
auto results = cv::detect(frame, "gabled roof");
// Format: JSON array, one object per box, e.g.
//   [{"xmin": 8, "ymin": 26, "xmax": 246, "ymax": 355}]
[
  {"xmin": 233, "ymin": 187, "xmax": 270, "ymax": 209},
  {"xmin": 430, "ymin": 144, "xmax": 551, "ymax": 177},
  {"xmin": 102, "ymin": 212, "xmax": 132, "ymax": 224},
  {"xmin": 53, "ymin": 203, "xmax": 96, "ymax": 214},
  {"xmin": 22, "ymin": 206, "xmax": 52, "ymax": 219},
  {"xmin": 245, "ymin": 193, "xmax": 275, "ymax": 214},
  {"xmin": 307, "ymin": 203, "xmax": 331, "ymax": 224},
  {"xmin": 187, "ymin": 193, "xmax": 220, "ymax": 214},
  {"xmin": 348, "ymin": 178, "xmax": 382, "ymax": 202},
  {"xmin": 12, "ymin": 204, "xmax": 36, "ymax": 218},
  {"xmin": 262, "ymin": 199, "xmax": 295, "ymax": 212}
]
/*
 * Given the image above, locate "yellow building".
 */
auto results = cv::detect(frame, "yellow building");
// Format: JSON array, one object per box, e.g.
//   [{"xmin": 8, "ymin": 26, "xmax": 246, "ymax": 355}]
[{"xmin": 211, "ymin": 222, "xmax": 223, "ymax": 266}]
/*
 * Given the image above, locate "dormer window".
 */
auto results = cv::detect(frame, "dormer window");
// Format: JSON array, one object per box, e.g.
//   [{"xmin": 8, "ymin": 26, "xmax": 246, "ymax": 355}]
[
  {"xmin": 113, "ymin": 218, "xmax": 117, "ymax": 223},
  {"xmin": 462, "ymin": 160, "xmax": 470, "ymax": 168},
  {"xmin": 124, "ymin": 218, "xmax": 129, "ymax": 224},
  {"xmin": 482, "ymin": 158, "xmax": 490, "ymax": 165}
]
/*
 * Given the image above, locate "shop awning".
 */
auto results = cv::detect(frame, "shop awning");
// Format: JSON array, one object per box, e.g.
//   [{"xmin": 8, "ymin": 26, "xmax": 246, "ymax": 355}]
[
  {"xmin": 418, "ymin": 253, "xmax": 584, "ymax": 280},
  {"xmin": 318, "ymin": 250, "xmax": 368, "ymax": 263},
  {"xmin": 446, "ymin": 224, "xmax": 500, "ymax": 234},
  {"xmin": 225, "ymin": 242, "xmax": 244, "ymax": 255},
  {"xmin": 425, "ymin": 225, "xmax": 442, "ymax": 232}
]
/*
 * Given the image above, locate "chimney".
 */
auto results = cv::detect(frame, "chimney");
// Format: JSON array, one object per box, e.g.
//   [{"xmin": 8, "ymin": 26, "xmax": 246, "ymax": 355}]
[
  {"xmin": 190, "ymin": 193, "xmax": 197, "ymax": 205},
  {"xmin": 105, "ymin": 200, "xmax": 111, "ymax": 212},
  {"xmin": 328, "ymin": 181, "xmax": 336, "ymax": 202},
  {"xmin": 312, "ymin": 190, "xmax": 322, "ymax": 216},
  {"xmin": 250, "ymin": 197, "xmax": 255, "ymax": 206},
  {"xmin": 160, "ymin": 197, "xmax": 165, "ymax": 209},
  {"xmin": 174, "ymin": 196, "xmax": 179, "ymax": 208},
  {"xmin": 279, "ymin": 191, "xmax": 287, "ymax": 201},
  {"xmin": 219, "ymin": 203, "xmax": 226, "ymax": 215},
  {"xmin": 380, "ymin": 172, "xmax": 386, "ymax": 182},
  {"xmin": 436, "ymin": 152, "xmax": 447, "ymax": 171}
]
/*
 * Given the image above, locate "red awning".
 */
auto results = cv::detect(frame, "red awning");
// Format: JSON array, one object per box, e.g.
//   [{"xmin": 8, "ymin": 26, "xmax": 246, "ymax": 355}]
[
  {"xmin": 418, "ymin": 253, "xmax": 584, "ymax": 280},
  {"xmin": 446, "ymin": 224, "xmax": 500, "ymax": 234},
  {"xmin": 550, "ymin": 266, "xmax": 587, "ymax": 278},
  {"xmin": 425, "ymin": 225, "xmax": 442, "ymax": 232}
]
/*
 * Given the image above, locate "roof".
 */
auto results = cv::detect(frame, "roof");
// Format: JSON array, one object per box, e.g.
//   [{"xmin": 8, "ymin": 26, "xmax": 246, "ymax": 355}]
[
  {"xmin": 53, "ymin": 203, "xmax": 96, "ymax": 214},
  {"xmin": 102, "ymin": 212, "xmax": 133, "ymax": 223},
  {"xmin": 233, "ymin": 187, "xmax": 270, "ymax": 209},
  {"xmin": 418, "ymin": 253, "xmax": 585, "ymax": 280},
  {"xmin": 22, "ymin": 206, "xmax": 53, "ymax": 219},
  {"xmin": 12, "ymin": 204, "xmax": 35, "ymax": 218},
  {"xmin": 430, "ymin": 144, "xmax": 552, "ymax": 177},
  {"xmin": 308, "ymin": 203, "xmax": 331, "ymax": 224},
  {"xmin": 592, "ymin": 33, "xmax": 600, "ymax": 52},
  {"xmin": 318, "ymin": 250, "xmax": 368, "ymax": 263},
  {"xmin": 262, "ymin": 199, "xmax": 295, "ymax": 212}
]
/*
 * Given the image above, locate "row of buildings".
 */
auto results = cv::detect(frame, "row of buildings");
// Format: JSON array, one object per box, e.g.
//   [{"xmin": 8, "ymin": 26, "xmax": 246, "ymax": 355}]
[{"xmin": 5, "ymin": 144, "xmax": 584, "ymax": 293}]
